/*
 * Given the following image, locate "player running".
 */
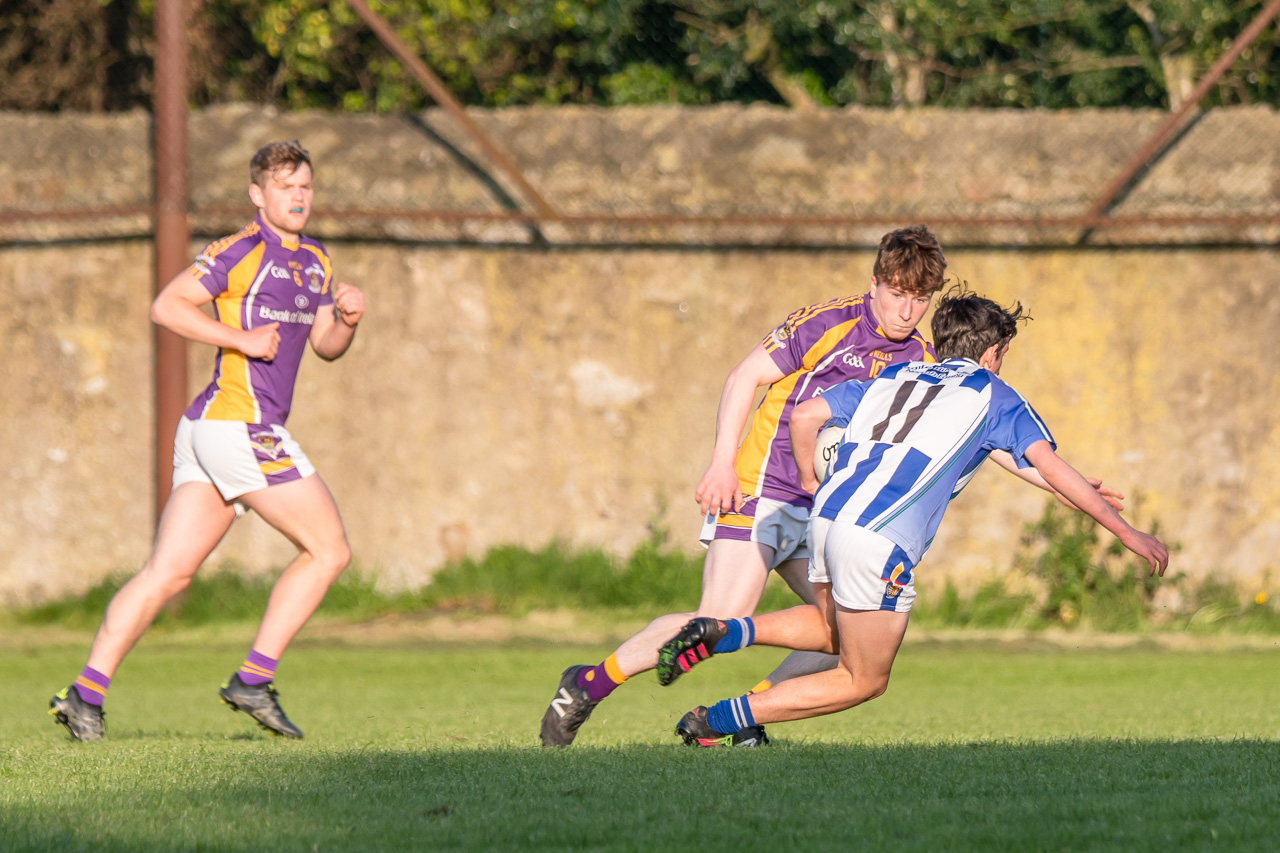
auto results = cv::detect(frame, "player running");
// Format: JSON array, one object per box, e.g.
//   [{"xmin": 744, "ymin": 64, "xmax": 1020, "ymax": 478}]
[
  {"xmin": 539, "ymin": 227, "xmax": 949, "ymax": 746},
  {"xmin": 654, "ymin": 289, "xmax": 1169, "ymax": 744},
  {"xmin": 49, "ymin": 141, "xmax": 365, "ymax": 741},
  {"xmin": 539, "ymin": 227, "xmax": 1123, "ymax": 748}
]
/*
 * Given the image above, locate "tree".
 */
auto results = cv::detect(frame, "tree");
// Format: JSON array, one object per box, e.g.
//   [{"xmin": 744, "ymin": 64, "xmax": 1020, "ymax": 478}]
[{"xmin": 2, "ymin": 0, "xmax": 1276, "ymax": 112}]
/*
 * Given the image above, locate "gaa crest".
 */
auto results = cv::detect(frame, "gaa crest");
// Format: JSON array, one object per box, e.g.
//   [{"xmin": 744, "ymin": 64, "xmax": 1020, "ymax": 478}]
[
  {"xmin": 305, "ymin": 262, "xmax": 324, "ymax": 293},
  {"xmin": 250, "ymin": 431, "xmax": 281, "ymax": 460}
]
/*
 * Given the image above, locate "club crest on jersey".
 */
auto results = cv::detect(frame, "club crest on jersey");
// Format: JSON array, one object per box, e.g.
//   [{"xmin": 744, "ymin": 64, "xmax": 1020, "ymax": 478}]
[
  {"xmin": 884, "ymin": 581, "xmax": 904, "ymax": 599},
  {"xmin": 770, "ymin": 322, "xmax": 796, "ymax": 348},
  {"xmin": 305, "ymin": 262, "xmax": 324, "ymax": 293},
  {"xmin": 295, "ymin": 294, "xmax": 309, "ymax": 309}
]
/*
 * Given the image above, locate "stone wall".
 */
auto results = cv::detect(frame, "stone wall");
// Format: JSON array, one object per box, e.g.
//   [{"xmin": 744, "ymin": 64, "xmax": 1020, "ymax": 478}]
[{"xmin": 2, "ymin": 105, "xmax": 1277, "ymax": 604}]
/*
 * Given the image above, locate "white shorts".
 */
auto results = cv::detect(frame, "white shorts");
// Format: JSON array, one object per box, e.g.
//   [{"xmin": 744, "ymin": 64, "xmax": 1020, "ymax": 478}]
[
  {"xmin": 172, "ymin": 416, "xmax": 315, "ymax": 502},
  {"xmin": 698, "ymin": 496, "xmax": 811, "ymax": 570},
  {"xmin": 807, "ymin": 516, "xmax": 917, "ymax": 612}
]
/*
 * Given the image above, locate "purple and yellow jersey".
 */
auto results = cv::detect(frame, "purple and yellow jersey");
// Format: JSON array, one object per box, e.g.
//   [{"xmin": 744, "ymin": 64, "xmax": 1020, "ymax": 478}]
[
  {"xmin": 183, "ymin": 216, "xmax": 334, "ymax": 427},
  {"xmin": 736, "ymin": 293, "xmax": 935, "ymax": 506}
]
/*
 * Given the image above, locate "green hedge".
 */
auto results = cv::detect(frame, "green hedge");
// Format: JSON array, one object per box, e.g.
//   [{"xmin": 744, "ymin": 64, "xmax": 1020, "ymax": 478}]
[{"xmin": 16, "ymin": 500, "xmax": 1279, "ymax": 634}]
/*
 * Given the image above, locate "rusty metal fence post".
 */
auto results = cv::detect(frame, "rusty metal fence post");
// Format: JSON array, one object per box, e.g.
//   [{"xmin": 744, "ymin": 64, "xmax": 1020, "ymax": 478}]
[{"xmin": 153, "ymin": 0, "xmax": 190, "ymax": 524}]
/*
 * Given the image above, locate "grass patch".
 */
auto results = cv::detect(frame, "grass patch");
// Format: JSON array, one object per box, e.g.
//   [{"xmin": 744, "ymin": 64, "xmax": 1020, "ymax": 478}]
[{"xmin": 3, "ymin": 637, "xmax": 1278, "ymax": 851}]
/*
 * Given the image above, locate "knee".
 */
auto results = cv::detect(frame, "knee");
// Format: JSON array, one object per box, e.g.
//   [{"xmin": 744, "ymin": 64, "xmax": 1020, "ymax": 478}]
[
  {"xmin": 137, "ymin": 561, "xmax": 197, "ymax": 600},
  {"xmin": 330, "ymin": 540, "xmax": 352, "ymax": 575},
  {"xmin": 312, "ymin": 539, "xmax": 351, "ymax": 577},
  {"xmin": 853, "ymin": 676, "xmax": 890, "ymax": 705},
  {"xmin": 162, "ymin": 574, "xmax": 195, "ymax": 600}
]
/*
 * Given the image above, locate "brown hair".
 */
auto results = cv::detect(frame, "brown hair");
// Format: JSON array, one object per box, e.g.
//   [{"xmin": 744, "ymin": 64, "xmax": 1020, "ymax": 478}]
[
  {"xmin": 250, "ymin": 141, "xmax": 312, "ymax": 187},
  {"xmin": 873, "ymin": 225, "xmax": 948, "ymax": 296},
  {"xmin": 930, "ymin": 286, "xmax": 1031, "ymax": 362}
]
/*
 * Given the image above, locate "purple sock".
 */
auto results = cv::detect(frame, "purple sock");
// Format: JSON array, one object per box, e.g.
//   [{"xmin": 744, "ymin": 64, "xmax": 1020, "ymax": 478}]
[
  {"xmin": 238, "ymin": 650, "xmax": 277, "ymax": 686},
  {"xmin": 73, "ymin": 667, "xmax": 110, "ymax": 706},
  {"xmin": 576, "ymin": 654, "xmax": 628, "ymax": 703}
]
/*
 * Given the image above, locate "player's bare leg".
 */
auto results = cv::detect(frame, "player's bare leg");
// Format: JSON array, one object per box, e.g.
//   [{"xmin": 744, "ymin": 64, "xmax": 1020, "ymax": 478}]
[
  {"xmin": 746, "ymin": 607, "xmax": 909, "ymax": 723},
  {"xmin": 238, "ymin": 475, "xmax": 351, "ymax": 657},
  {"xmin": 86, "ymin": 482, "xmax": 238, "ymax": 677},
  {"xmin": 49, "ymin": 482, "xmax": 237, "ymax": 741},
  {"xmin": 658, "ymin": 582, "xmax": 838, "ymax": 685},
  {"xmin": 218, "ymin": 474, "xmax": 350, "ymax": 739},
  {"xmin": 540, "ymin": 538, "xmax": 774, "ymax": 746},
  {"xmin": 613, "ymin": 538, "xmax": 775, "ymax": 675},
  {"xmin": 672, "ymin": 594, "xmax": 908, "ymax": 743},
  {"xmin": 755, "ymin": 557, "xmax": 840, "ymax": 691}
]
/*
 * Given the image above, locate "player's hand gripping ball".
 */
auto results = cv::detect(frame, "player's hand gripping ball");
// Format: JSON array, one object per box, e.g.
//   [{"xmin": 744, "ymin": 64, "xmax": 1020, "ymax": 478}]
[{"xmin": 814, "ymin": 425, "xmax": 844, "ymax": 484}]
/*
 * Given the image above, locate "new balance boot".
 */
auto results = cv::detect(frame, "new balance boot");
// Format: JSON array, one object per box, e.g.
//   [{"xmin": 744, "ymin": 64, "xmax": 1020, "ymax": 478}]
[{"xmin": 539, "ymin": 665, "xmax": 598, "ymax": 747}]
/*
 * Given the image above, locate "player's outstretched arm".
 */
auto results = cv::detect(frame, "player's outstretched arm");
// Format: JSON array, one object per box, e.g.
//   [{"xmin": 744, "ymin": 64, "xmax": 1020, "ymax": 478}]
[
  {"xmin": 789, "ymin": 396, "xmax": 834, "ymax": 495},
  {"xmin": 152, "ymin": 271, "xmax": 281, "ymax": 359},
  {"xmin": 988, "ymin": 449, "xmax": 1125, "ymax": 512},
  {"xmin": 1023, "ymin": 441, "xmax": 1169, "ymax": 576},
  {"xmin": 309, "ymin": 282, "xmax": 365, "ymax": 361},
  {"xmin": 695, "ymin": 344, "xmax": 786, "ymax": 516}
]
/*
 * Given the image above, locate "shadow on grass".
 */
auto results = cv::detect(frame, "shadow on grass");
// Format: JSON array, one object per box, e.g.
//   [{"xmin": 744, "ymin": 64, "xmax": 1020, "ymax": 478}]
[{"xmin": 4, "ymin": 740, "xmax": 1277, "ymax": 851}]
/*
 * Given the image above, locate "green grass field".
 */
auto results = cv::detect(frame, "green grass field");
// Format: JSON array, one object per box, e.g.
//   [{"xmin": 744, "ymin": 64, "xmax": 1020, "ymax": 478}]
[{"xmin": 2, "ymin": 619, "xmax": 1278, "ymax": 851}]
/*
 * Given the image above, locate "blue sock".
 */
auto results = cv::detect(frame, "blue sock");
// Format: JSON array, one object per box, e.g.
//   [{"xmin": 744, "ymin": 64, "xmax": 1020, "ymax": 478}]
[
  {"xmin": 706, "ymin": 694, "xmax": 756, "ymax": 735},
  {"xmin": 713, "ymin": 617, "xmax": 755, "ymax": 654}
]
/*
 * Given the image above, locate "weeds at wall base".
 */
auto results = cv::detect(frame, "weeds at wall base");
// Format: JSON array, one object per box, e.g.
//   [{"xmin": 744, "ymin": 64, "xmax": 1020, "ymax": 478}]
[{"xmin": 13, "ymin": 501, "xmax": 1279, "ymax": 635}]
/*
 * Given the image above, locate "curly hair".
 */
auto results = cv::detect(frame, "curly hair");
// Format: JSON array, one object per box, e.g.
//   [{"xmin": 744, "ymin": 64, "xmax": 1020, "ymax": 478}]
[
  {"xmin": 873, "ymin": 225, "xmax": 948, "ymax": 296},
  {"xmin": 930, "ymin": 285, "xmax": 1032, "ymax": 362}
]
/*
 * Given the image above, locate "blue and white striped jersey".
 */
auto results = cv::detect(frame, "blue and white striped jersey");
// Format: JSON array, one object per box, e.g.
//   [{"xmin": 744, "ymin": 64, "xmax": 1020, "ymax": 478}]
[{"xmin": 812, "ymin": 358, "xmax": 1055, "ymax": 564}]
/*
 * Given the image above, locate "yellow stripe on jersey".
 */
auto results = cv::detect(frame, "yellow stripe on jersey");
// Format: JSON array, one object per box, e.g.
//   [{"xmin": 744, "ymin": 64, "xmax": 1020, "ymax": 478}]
[
  {"xmin": 737, "ymin": 368, "xmax": 805, "ymax": 496},
  {"xmin": 761, "ymin": 295, "xmax": 864, "ymax": 356},
  {"xmin": 300, "ymin": 243, "xmax": 334, "ymax": 295},
  {"xmin": 188, "ymin": 222, "xmax": 260, "ymax": 281},
  {"xmin": 738, "ymin": 316, "xmax": 862, "ymax": 496},
  {"xmin": 204, "ymin": 242, "xmax": 266, "ymax": 421},
  {"xmin": 788, "ymin": 294, "xmax": 862, "ymax": 330},
  {"xmin": 259, "ymin": 459, "xmax": 296, "ymax": 475},
  {"xmin": 797, "ymin": 318, "xmax": 861, "ymax": 372}
]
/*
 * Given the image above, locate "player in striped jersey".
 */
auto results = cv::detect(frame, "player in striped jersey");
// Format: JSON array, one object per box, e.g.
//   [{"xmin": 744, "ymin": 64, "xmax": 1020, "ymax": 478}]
[
  {"xmin": 540, "ymin": 227, "xmax": 951, "ymax": 746},
  {"xmin": 49, "ymin": 142, "xmax": 365, "ymax": 741},
  {"xmin": 539, "ymin": 230, "xmax": 1119, "ymax": 747},
  {"xmin": 656, "ymin": 289, "xmax": 1168, "ymax": 744}
]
